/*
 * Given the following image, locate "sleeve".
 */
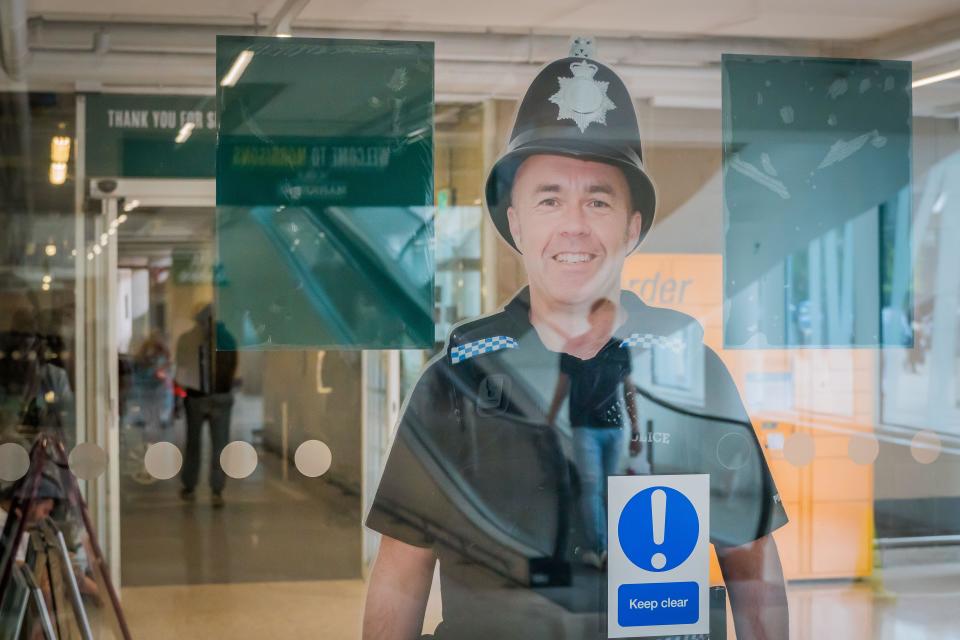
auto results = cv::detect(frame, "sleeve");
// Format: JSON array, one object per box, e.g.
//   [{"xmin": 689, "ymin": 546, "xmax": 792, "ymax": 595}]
[
  {"xmin": 699, "ymin": 348, "xmax": 789, "ymax": 548},
  {"xmin": 364, "ymin": 358, "xmax": 456, "ymax": 549}
]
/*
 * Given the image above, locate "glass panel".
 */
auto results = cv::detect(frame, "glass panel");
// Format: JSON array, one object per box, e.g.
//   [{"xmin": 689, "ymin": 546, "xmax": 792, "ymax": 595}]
[
  {"xmin": 721, "ymin": 54, "xmax": 913, "ymax": 349},
  {"xmin": 215, "ymin": 36, "xmax": 435, "ymax": 349},
  {"xmin": 5, "ymin": 12, "xmax": 960, "ymax": 640}
]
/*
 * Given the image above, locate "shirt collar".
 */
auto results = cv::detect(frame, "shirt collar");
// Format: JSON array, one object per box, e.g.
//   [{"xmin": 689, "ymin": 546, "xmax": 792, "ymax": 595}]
[
  {"xmin": 502, "ymin": 286, "xmax": 652, "ymax": 355},
  {"xmin": 503, "ymin": 286, "xmax": 649, "ymax": 330}
]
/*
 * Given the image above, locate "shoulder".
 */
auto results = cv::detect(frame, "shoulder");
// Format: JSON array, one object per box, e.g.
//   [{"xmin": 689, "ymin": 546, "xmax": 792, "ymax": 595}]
[
  {"xmin": 444, "ymin": 308, "xmax": 520, "ymax": 365},
  {"xmin": 619, "ymin": 291, "xmax": 705, "ymax": 348}
]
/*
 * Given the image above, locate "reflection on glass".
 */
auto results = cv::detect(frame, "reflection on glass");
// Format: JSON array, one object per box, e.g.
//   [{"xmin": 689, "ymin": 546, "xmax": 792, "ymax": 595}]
[
  {"xmin": 722, "ymin": 54, "xmax": 913, "ymax": 348},
  {"xmin": 0, "ymin": 437, "xmax": 130, "ymax": 639},
  {"xmin": 434, "ymin": 206, "xmax": 482, "ymax": 343},
  {"xmin": 216, "ymin": 36, "xmax": 435, "ymax": 349},
  {"xmin": 366, "ymin": 288, "xmax": 787, "ymax": 639},
  {"xmin": 85, "ymin": 93, "xmax": 216, "ymax": 179},
  {"xmin": 882, "ymin": 150, "xmax": 960, "ymax": 433}
]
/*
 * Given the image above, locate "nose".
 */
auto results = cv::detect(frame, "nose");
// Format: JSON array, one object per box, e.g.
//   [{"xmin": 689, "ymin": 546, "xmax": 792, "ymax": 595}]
[{"xmin": 557, "ymin": 202, "xmax": 591, "ymax": 238}]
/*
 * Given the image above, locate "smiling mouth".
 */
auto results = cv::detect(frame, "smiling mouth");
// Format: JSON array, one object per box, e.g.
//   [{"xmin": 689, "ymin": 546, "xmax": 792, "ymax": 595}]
[{"xmin": 552, "ymin": 252, "xmax": 598, "ymax": 264}]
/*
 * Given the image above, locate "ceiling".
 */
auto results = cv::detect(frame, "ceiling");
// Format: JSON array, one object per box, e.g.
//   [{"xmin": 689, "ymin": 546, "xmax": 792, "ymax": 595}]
[
  {"xmin": 29, "ymin": 0, "xmax": 960, "ymax": 41},
  {"xmin": 6, "ymin": 0, "xmax": 960, "ymax": 118}
]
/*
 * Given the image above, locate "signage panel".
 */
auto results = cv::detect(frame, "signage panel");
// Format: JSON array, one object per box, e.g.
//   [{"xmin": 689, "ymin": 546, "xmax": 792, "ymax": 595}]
[{"xmin": 608, "ymin": 474, "xmax": 710, "ymax": 638}]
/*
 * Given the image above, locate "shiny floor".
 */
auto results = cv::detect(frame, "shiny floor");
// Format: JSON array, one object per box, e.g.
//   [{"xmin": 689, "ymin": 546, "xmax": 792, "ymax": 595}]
[
  {"xmin": 119, "ymin": 560, "xmax": 960, "ymax": 639},
  {"xmin": 120, "ymin": 394, "xmax": 361, "ymax": 586},
  {"xmin": 116, "ymin": 397, "xmax": 960, "ymax": 638}
]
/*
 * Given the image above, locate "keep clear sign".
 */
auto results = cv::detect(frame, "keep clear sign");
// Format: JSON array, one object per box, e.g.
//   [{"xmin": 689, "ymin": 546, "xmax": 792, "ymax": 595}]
[{"xmin": 608, "ymin": 474, "xmax": 709, "ymax": 638}]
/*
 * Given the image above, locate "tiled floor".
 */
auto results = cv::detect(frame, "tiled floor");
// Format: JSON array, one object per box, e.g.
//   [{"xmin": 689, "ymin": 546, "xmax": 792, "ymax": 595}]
[
  {"xmin": 116, "ymin": 398, "xmax": 960, "ymax": 638},
  {"xmin": 119, "ymin": 394, "xmax": 362, "ymax": 586},
  {"xmin": 121, "ymin": 580, "xmax": 367, "ymax": 639},
  {"xmin": 120, "ymin": 561, "xmax": 960, "ymax": 639}
]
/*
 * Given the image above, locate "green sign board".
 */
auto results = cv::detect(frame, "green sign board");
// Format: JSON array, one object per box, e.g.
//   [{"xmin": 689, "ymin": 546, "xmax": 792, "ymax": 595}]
[
  {"xmin": 215, "ymin": 36, "xmax": 435, "ymax": 350},
  {"xmin": 722, "ymin": 54, "xmax": 913, "ymax": 348},
  {"xmin": 85, "ymin": 93, "xmax": 216, "ymax": 178}
]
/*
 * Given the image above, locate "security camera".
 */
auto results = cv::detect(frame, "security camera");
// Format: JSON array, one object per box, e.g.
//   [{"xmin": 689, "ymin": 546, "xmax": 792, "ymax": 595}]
[{"xmin": 96, "ymin": 179, "xmax": 118, "ymax": 193}]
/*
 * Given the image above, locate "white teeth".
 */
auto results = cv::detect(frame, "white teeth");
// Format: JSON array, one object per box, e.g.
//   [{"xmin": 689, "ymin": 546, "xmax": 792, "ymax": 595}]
[{"xmin": 554, "ymin": 253, "xmax": 593, "ymax": 264}]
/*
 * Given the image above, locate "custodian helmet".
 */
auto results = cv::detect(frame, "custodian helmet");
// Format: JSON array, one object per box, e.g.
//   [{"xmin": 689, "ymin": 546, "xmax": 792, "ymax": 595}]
[{"xmin": 484, "ymin": 41, "xmax": 657, "ymax": 253}]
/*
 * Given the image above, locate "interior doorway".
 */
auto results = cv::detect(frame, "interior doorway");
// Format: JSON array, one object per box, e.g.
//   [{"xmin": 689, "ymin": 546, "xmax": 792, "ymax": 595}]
[{"xmin": 87, "ymin": 181, "xmax": 367, "ymax": 590}]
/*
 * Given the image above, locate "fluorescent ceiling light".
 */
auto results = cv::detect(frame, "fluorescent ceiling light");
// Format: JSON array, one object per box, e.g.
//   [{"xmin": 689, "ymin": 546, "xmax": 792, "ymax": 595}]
[
  {"xmin": 933, "ymin": 192, "xmax": 948, "ymax": 214},
  {"xmin": 175, "ymin": 121, "xmax": 195, "ymax": 144},
  {"xmin": 220, "ymin": 50, "xmax": 255, "ymax": 87},
  {"xmin": 913, "ymin": 67, "xmax": 960, "ymax": 88}
]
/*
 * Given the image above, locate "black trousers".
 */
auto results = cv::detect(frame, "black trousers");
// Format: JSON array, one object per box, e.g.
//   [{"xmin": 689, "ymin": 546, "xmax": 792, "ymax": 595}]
[{"xmin": 181, "ymin": 393, "xmax": 233, "ymax": 493}]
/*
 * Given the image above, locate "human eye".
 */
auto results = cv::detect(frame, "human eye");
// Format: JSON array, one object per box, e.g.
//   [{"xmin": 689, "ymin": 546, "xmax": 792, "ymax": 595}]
[
  {"xmin": 538, "ymin": 197, "xmax": 560, "ymax": 207},
  {"xmin": 588, "ymin": 198, "xmax": 611, "ymax": 209}
]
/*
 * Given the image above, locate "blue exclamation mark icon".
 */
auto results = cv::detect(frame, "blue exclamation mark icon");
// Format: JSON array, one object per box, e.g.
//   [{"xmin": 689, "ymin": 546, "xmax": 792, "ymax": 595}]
[
  {"xmin": 618, "ymin": 485, "xmax": 698, "ymax": 572},
  {"xmin": 650, "ymin": 489, "xmax": 667, "ymax": 570}
]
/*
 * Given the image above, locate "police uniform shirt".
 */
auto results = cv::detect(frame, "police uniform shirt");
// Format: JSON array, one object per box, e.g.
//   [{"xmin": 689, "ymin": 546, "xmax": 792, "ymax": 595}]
[{"xmin": 366, "ymin": 287, "xmax": 788, "ymax": 640}]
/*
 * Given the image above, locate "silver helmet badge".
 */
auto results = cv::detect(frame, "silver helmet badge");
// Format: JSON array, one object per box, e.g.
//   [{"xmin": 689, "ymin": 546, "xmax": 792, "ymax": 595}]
[{"xmin": 549, "ymin": 59, "xmax": 616, "ymax": 133}]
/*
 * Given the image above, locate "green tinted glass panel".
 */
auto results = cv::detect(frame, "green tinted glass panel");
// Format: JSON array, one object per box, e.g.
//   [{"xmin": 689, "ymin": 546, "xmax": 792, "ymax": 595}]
[
  {"xmin": 722, "ymin": 54, "xmax": 913, "ymax": 348},
  {"xmin": 216, "ymin": 36, "xmax": 434, "ymax": 349}
]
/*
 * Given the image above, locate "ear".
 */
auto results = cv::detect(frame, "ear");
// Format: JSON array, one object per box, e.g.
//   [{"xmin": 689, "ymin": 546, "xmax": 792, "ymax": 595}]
[
  {"xmin": 507, "ymin": 205, "xmax": 522, "ymax": 248},
  {"xmin": 626, "ymin": 211, "xmax": 642, "ymax": 251}
]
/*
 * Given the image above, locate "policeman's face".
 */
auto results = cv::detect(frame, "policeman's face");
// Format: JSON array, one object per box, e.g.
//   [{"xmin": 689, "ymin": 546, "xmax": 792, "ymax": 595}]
[{"xmin": 507, "ymin": 155, "xmax": 641, "ymax": 308}]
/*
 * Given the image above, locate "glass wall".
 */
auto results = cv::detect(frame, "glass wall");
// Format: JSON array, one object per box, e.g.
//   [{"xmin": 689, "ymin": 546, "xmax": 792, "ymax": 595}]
[{"xmin": 1, "ymin": 7, "xmax": 960, "ymax": 640}]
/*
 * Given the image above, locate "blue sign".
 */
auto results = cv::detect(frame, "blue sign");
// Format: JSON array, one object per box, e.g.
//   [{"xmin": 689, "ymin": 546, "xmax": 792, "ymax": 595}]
[
  {"xmin": 617, "ymin": 486, "xmax": 698, "ymax": 572},
  {"xmin": 618, "ymin": 582, "xmax": 699, "ymax": 627}
]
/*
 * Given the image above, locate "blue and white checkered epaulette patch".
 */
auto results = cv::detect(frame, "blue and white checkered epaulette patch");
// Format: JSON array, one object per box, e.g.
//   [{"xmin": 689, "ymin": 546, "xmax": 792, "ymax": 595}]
[
  {"xmin": 620, "ymin": 333, "xmax": 685, "ymax": 354},
  {"xmin": 450, "ymin": 336, "xmax": 518, "ymax": 364}
]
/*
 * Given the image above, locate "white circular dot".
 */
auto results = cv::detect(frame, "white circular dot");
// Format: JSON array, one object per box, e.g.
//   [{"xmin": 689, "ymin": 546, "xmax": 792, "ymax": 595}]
[
  {"xmin": 294, "ymin": 440, "xmax": 332, "ymax": 478},
  {"xmin": 784, "ymin": 432, "xmax": 815, "ymax": 467},
  {"xmin": 911, "ymin": 430, "xmax": 941, "ymax": 465},
  {"xmin": 220, "ymin": 441, "xmax": 258, "ymax": 479},
  {"xmin": 0, "ymin": 443, "xmax": 30, "ymax": 482},
  {"xmin": 144, "ymin": 442, "xmax": 183, "ymax": 480},
  {"xmin": 848, "ymin": 434, "xmax": 879, "ymax": 465},
  {"xmin": 69, "ymin": 443, "xmax": 108, "ymax": 480},
  {"xmin": 716, "ymin": 432, "xmax": 751, "ymax": 470},
  {"xmin": 651, "ymin": 553, "xmax": 666, "ymax": 570}
]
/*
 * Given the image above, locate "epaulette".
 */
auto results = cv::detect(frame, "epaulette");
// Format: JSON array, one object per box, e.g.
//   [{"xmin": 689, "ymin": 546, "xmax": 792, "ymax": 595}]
[
  {"xmin": 450, "ymin": 336, "xmax": 519, "ymax": 364},
  {"xmin": 620, "ymin": 333, "xmax": 686, "ymax": 354}
]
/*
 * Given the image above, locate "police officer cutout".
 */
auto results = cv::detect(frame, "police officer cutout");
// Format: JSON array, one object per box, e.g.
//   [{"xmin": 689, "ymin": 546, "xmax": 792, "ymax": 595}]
[{"xmin": 364, "ymin": 41, "xmax": 789, "ymax": 640}]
